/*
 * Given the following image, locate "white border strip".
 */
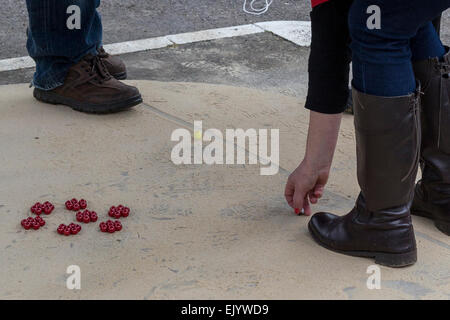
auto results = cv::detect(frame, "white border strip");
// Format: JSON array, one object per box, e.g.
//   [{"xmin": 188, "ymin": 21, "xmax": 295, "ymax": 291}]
[
  {"xmin": 0, "ymin": 21, "xmax": 311, "ymax": 73},
  {"xmin": 0, "ymin": 56, "xmax": 35, "ymax": 73},
  {"xmin": 167, "ymin": 24, "xmax": 263, "ymax": 44}
]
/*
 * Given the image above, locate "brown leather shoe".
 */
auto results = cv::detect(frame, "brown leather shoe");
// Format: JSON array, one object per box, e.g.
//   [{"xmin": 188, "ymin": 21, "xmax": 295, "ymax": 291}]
[
  {"xmin": 98, "ymin": 46, "xmax": 127, "ymax": 80},
  {"xmin": 33, "ymin": 54, "xmax": 142, "ymax": 114}
]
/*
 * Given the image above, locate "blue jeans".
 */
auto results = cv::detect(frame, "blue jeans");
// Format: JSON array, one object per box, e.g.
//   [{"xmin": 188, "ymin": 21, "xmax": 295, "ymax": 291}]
[
  {"xmin": 349, "ymin": 0, "xmax": 450, "ymax": 97},
  {"xmin": 26, "ymin": 0, "xmax": 103, "ymax": 90}
]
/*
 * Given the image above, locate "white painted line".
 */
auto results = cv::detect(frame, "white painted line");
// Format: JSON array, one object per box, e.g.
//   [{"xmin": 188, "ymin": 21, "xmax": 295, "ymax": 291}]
[
  {"xmin": 167, "ymin": 24, "xmax": 263, "ymax": 45},
  {"xmin": 0, "ymin": 21, "xmax": 312, "ymax": 73},
  {"xmin": 0, "ymin": 56, "xmax": 35, "ymax": 73},
  {"xmin": 103, "ymin": 36, "xmax": 173, "ymax": 56},
  {"xmin": 256, "ymin": 21, "xmax": 311, "ymax": 47}
]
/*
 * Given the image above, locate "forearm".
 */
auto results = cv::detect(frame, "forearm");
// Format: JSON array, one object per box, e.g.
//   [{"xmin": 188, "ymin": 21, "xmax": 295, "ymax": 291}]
[{"xmin": 303, "ymin": 111, "xmax": 342, "ymax": 170}]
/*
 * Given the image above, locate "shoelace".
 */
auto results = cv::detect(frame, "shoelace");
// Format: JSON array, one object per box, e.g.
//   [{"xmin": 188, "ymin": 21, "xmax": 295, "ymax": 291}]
[
  {"xmin": 97, "ymin": 46, "xmax": 109, "ymax": 59},
  {"xmin": 83, "ymin": 54, "xmax": 112, "ymax": 84}
]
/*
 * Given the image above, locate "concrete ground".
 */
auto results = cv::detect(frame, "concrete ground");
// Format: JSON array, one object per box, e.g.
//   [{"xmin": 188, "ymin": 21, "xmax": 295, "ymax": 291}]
[{"xmin": 0, "ymin": 81, "xmax": 449, "ymax": 300}]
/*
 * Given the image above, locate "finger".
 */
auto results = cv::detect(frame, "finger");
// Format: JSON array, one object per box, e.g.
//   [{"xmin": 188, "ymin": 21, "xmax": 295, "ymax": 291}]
[
  {"xmin": 284, "ymin": 180, "xmax": 295, "ymax": 209},
  {"xmin": 308, "ymin": 191, "xmax": 318, "ymax": 204},
  {"xmin": 303, "ymin": 195, "xmax": 312, "ymax": 216},
  {"xmin": 285, "ymin": 195, "xmax": 294, "ymax": 209},
  {"xmin": 293, "ymin": 188, "xmax": 305, "ymax": 212},
  {"xmin": 313, "ymin": 185, "xmax": 324, "ymax": 198}
]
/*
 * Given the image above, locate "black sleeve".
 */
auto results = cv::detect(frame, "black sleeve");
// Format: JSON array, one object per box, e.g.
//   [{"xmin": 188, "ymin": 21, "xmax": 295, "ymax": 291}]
[{"xmin": 305, "ymin": 0, "xmax": 353, "ymax": 114}]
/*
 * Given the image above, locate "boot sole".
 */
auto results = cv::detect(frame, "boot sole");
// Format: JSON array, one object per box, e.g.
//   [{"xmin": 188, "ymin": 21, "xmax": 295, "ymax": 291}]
[
  {"xmin": 112, "ymin": 72, "xmax": 127, "ymax": 80},
  {"xmin": 308, "ymin": 222, "xmax": 417, "ymax": 268},
  {"xmin": 411, "ymin": 209, "xmax": 450, "ymax": 236},
  {"xmin": 34, "ymin": 88, "xmax": 142, "ymax": 114}
]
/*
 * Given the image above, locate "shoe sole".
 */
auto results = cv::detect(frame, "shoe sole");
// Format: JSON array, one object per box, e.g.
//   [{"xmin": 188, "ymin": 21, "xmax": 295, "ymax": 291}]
[
  {"xmin": 308, "ymin": 222, "xmax": 417, "ymax": 268},
  {"xmin": 34, "ymin": 88, "xmax": 142, "ymax": 114},
  {"xmin": 411, "ymin": 209, "xmax": 450, "ymax": 236},
  {"xmin": 112, "ymin": 72, "xmax": 127, "ymax": 80}
]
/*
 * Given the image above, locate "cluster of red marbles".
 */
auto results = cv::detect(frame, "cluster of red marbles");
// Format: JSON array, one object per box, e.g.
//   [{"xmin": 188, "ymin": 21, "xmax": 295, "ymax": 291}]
[
  {"xmin": 108, "ymin": 205, "xmax": 130, "ymax": 219},
  {"xmin": 76, "ymin": 210, "xmax": 98, "ymax": 223},
  {"xmin": 99, "ymin": 220, "xmax": 122, "ymax": 233},
  {"xmin": 21, "ymin": 216, "xmax": 46, "ymax": 230},
  {"xmin": 65, "ymin": 198, "xmax": 87, "ymax": 211},
  {"xmin": 23, "ymin": 198, "xmax": 129, "ymax": 235},
  {"xmin": 57, "ymin": 223, "xmax": 82, "ymax": 236},
  {"xmin": 30, "ymin": 201, "xmax": 54, "ymax": 215}
]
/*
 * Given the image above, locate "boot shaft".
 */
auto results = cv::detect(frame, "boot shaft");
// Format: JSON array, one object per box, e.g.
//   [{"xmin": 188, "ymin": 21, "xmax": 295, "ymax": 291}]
[
  {"xmin": 308, "ymin": 87, "xmax": 420, "ymax": 266},
  {"xmin": 352, "ymin": 87, "xmax": 421, "ymax": 212},
  {"xmin": 411, "ymin": 50, "xmax": 450, "ymax": 230},
  {"xmin": 413, "ymin": 49, "xmax": 450, "ymax": 183}
]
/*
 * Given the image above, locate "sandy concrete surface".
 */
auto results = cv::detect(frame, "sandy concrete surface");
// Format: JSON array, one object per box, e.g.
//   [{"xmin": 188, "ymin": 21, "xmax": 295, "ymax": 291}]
[{"xmin": 0, "ymin": 81, "xmax": 449, "ymax": 300}]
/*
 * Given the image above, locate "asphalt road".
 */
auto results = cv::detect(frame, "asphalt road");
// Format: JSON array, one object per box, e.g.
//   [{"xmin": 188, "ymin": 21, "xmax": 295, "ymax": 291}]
[
  {"xmin": 1, "ymin": 1, "xmax": 449, "ymax": 97},
  {"xmin": 1, "ymin": 1, "xmax": 449, "ymax": 60},
  {"xmin": 0, "ymin": 0, "xmax": 310, "ymax": 59}
]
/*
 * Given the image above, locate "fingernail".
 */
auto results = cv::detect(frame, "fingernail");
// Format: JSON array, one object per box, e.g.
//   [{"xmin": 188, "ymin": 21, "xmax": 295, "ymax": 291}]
[{"xmin": 295, "ymin": 208, "xmax": 300, "ymax": 215}]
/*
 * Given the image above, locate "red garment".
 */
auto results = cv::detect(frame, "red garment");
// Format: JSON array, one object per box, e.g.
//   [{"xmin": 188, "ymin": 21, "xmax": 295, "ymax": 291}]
[{"xmin": 311, "ymin": 0, "xmax": 330, "ymax": 7}]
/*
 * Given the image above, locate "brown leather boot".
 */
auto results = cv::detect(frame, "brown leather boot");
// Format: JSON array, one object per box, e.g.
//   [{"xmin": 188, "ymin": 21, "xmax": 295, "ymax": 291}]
[
  {"xmin": 98, "ymin": 47, "xmax": 127, "ymax": 80},
  {"xmin": 309, "ymin": 87, "xmax": 421, "ymax": 267},
  {"xmin": 411, "ymin": 49, "xmax": 450, "ymax": 235},
  {"xmin": 33, "ymin": 54, "xmax": 142, "ymax": 114}
]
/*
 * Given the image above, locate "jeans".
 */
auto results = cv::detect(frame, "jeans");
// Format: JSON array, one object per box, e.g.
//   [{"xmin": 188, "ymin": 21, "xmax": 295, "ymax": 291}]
[
  {"xmin": 26, "ymin": 0, "xmax": 103, "ymax": 90},
  {"xmin": 349, "ymin": 0, "xmax": 450, "ymax": 97}
]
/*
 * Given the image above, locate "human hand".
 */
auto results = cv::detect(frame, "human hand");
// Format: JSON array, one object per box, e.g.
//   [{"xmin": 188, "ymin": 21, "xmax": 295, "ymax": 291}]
[{"xmin": 284, "ymin": 160, "xmax": 330, "ymax": 216}]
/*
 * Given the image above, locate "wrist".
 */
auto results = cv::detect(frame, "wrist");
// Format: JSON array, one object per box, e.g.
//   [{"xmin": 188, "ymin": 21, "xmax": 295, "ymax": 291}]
[{"xmin": 302, "ymin": 156, "xmax": 331, "ymax": 172}]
